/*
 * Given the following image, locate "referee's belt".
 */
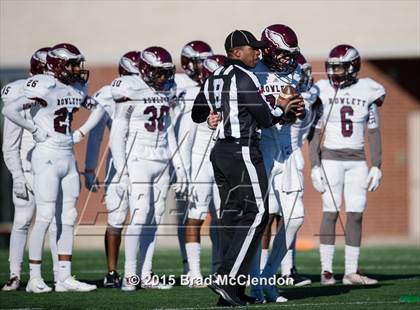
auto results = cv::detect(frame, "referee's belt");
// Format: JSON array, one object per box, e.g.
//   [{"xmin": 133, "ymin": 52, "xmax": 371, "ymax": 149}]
[{"xmin": 217, "ymin": 136, "xmax": 260, "ymax": 147}]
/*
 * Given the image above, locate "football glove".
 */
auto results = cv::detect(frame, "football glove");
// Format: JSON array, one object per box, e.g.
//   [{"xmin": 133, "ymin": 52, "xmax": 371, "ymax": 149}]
[
  {"xmin": 31, "ymin": 127, "xmax": 48, "ymax": 143},
  {"xmin": 13, "ymin": 175, "xmax": 31, "ymax": 200},
  {"xmin": 367, "ymin": 167, "xmax": 382, "ymax": 192},
  {"xmin": 116, "ymin": 173, "xmax": 130, "ymax": 199},
  {"xmin": 84, "ymin": 170, "xmax": 99, "ymax": 192},
  {"xmin": 311, "ymin": 166, "xmax": 326, "ymax": 193},
  {"xmin": 72, "ymin": 129, "xmax": 85, "ymax": 144}
]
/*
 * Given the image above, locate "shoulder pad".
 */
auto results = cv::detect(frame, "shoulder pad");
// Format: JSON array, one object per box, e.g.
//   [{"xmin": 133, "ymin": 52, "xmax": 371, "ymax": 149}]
[
  {"xmin": 24, "ymin": 74, "xmax": 56, "ymax": 100},
  {"xmin": 315, "ymin": 79, "xmax": 330, "ymax": 90},
  {"xmin": 361, "ymin": 78, "xmax": 386, "ymax": 106},
  {"xmin": 1, "ymin": 79, "xmax": 26, "ymax": 104},
  {"xmin": 111, "ymin": 75, "xmax": 146, "ymax": 102},
  {"xmin": 175, "ymin": 73, "xmax": 197, "ymax": 88}
]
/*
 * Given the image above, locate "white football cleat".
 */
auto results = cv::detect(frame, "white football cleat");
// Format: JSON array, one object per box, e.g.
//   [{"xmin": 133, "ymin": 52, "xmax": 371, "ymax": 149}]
[
  {"xmin": 121, "ymin": 276, "xmax": 137, "ymax": 292},
  {"xmin": 321, "ymin": 271, "xmax": 336, "ymax": 285},
  {"xmin": 55, "ymin": 277, "xmax": 97, "ymax": 292},
  {"xmin": 343, "ymin": 272, "xmax": 378, "ymax": 285},
  {"xmin": 275, "ymin": 296, "xmax": 288, "ymax": 303},
  {"xmin": 26, "ymin": 277, "xmax": 52, "ymax": 293},
  {"xmin": 2, "ymin": 276, "xmax": 20, "ymax": 291}
]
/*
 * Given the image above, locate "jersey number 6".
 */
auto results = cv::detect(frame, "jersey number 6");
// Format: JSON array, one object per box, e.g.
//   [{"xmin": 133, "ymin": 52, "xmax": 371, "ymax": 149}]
[{"xmin": 340, "ymin": 106, "xmax": 354, "ymax": 137}]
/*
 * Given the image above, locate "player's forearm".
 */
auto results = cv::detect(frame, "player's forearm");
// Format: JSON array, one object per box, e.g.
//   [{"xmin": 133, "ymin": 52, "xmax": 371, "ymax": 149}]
[
  {"xmin": 368, "ymin": 128, "xmax": 382, "ymax": 168},
  {"xmin": 109, "ymin": 119, "xmax": 129, "ymax": 175},
  {"xmin": 167, "ymin": 125, "xmax": 185, "ymax": 171},
  {"xmin": 2, "ymin": 101, "xmax": 36, "ymax": 133},
  {"xmin": 2, "ymin": 119, "xmax": 25, "ymax": 177},
  {"xmin": 309, "ymin": 128, "xmax": 322, "ymax": 167},
  {"xmin": 78, "ymin": 104, "xmax": 105, "ymax": 136},
  {"xmin": 85, "ymin": 114, "xmax": 108, "ymax": 171},
  {"xmin": 179, "ymin": 121, "xmax": 197, "ymax": 174}
]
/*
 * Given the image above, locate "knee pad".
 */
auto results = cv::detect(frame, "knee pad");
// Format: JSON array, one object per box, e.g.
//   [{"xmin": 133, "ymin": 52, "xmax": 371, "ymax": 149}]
[
  {"xmin": 154, "ymin": 202, "xmax": 167, "ymax": 224},
  {"xmin": 35, "ymin": 202, "xmax": 56, "ymax": 223},
  {"xmin": 346, "ymin": 191, "xmax": 367, "ymax": 213},
  {"xmin": 61, "ymin": 200, "xmax": 77, "ymax": 225}
]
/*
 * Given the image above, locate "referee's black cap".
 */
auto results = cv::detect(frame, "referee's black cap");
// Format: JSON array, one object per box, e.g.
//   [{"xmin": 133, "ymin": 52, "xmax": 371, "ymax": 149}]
[{"xmin": 224, "ymin": 30, "xmax": 267, "ymax": 52}]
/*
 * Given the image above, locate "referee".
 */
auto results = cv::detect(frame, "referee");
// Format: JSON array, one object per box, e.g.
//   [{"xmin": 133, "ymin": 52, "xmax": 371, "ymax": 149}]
[{"xmin": 192, "ymin": 30, "xmax": 285, "ymax": 306}]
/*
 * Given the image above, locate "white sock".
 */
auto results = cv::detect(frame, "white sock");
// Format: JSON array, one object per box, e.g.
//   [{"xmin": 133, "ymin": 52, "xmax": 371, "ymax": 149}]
[
  {"xmin": 345, "ymin": 245, "xmax": 360, "ymax": 275},
  {"xmin": 281, "ymin": 249, "xmax": 294, "ymax": 276},
  {"xmin": 29, "ymin": 263, "xmax": 41, "ymax": 279},
  {"xmin": 124, "ymin": 225, "xmax": 140, "ymax": 276},
  {"xmin": 58, "ymin": 260, "xmax": 71, "ymax": 282},
  {"xmin": 320, "ymin": 244, "xmax": 335, "ymax": 273},
  {"xmin": 9, "ymin": 229, "xmax": 27, "ymax": 279},
  {"xmin": 28, "ymin": 221, "xmax": 49, "ymax": 261},
  {"xmin": 260, "ymin": 249, "xmax": 269, "ymax": 273},
  {"xmin": 48, "ymin": 222, "xmax": 59, "ymax": 282},
  {"xmin": 186, "ymin": 242, "xmax": 201, "ymax": 278},
  {"xmin": 141, "ymin": 237, "xmax": 156, "ymax": 280}
]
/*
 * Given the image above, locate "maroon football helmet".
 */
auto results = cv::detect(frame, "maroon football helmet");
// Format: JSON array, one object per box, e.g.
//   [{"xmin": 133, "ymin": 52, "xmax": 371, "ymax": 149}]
[
  {"xmin": 201, "ymin": 54, "xmax": 227, "ymax": 81},
  {"xmin": 46, "ymin": 43, "xmax": 89, "ymax": 85},
  {"xmin": 181, "ymin": 40, "xmax": 213, "ymax": 85},
  {"xmin": 30, "ymin": 47, "xmax": 50, "ymax": 76},
  {"xmin": 325, "ymin": 44, "xmax": 361, "ymax": 88},
  {"xmin": 261, "ymin": 24, "xmax": 300, "ymax": 74},
  {"xmin": 139, "ymin": 46, "xmax": 175, "ymax": 90},
  {"xmin": 118, "ymin": 51, "xmax": 141, "ymax": 76},
  {"xmin": 296, "ymin": 53, "xmax": 313, "ymax": 92}
]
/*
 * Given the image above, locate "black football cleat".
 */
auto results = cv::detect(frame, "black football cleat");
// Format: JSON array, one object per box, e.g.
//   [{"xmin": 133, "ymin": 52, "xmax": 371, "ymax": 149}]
[{"xmin": 103, "ymin": 270, "xmax": 121, "ymax": 288}]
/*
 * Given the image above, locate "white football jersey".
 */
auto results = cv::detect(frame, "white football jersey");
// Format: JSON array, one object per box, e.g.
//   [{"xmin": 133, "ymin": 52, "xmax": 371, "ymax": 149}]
[
  {"xmin": 111, "ymin": 75, "xmax": 173, "ymax": 149},
  {"xmin": 316, "ymin": 78, "xmax": 385, "ymax": 150},
  {"xmin": 1, "ymin": 79, "xmax": 35, "ymax": 173},
  {"xmin": 24, "ymin": 74, "xmax": 87, "ymax": 149},
  {"xmin": 175, "ymin": 73, "xmax": 215, "ymax": 158}
]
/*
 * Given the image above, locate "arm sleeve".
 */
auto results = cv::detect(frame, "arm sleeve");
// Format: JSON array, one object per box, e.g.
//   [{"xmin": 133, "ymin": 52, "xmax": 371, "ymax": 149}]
[
  {"xmin": 109, "ymin": 102, "xmax": 132, "ymax": 175},
  {"xmin": 238, "ymin": 74, "xmax": 273, "ymax": 128},
  {"xmin": 191, "ymin": 83, "xmax": 211, "ymax": 123},
  {"xmin": 367, "ymin": 103, "xmax": 382, "ymax": 168},
  {"xmin": 2, "ymin": 98, "xmax": 37, "ymax": 133},
  {"xmin": 309, "ymin": 128, "xmax": 322, "ymax": 168},
  {"xmin": 2, "ymin": 117, "xmax": 24, "ymax": 178},
  {"xmin": 85, "ymin": 113, "xmax": 109, "ymax": 171},
  {"xmin": 77, "ymin": 103, "xmax": 105, "ymax": 135}
]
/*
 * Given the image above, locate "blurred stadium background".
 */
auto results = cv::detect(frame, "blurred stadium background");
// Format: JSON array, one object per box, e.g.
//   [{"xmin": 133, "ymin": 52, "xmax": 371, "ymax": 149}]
[{"xmin": 0, "ymin": 0, "xmax": 419, "ymax": 251}]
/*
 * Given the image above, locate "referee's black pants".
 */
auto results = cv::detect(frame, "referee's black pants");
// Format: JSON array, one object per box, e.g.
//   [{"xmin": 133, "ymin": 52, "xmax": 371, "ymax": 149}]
[{"xmin": 210, "ymin": 140, "xmax": 269, "ymax": 281}]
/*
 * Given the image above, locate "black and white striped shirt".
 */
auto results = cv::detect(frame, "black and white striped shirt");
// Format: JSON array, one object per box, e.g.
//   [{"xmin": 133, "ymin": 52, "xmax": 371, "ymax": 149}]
[{"xmin": 192, "ymin": 59, "xmax": 278, "ymax": 141}]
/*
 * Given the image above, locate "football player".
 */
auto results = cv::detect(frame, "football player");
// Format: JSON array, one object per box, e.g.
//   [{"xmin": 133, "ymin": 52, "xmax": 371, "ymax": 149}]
[
  {"xmin": 83, "ymin": 51, "xmax": 141, "ymax": 288},
  {"xmin": 248, "ymin": 24, "xmax": 315, "ymax": 302},
  {"xmin": 176, "ymin": 41, "xmax": 225, "ymax": 286},
  {"xmin": 2, "ymin": 43, "xmax": 104, "ymax": 293},
  {"xmin": 309, "ymin": 44, "xmax": 385, "ymax": 285},
  {"xmin": 1, "ymin": 48, "xmax": 58, "ymax": 291},
  {"xmin": 109, "ymin": 46, "xmax": 188, "ymax": 291}
]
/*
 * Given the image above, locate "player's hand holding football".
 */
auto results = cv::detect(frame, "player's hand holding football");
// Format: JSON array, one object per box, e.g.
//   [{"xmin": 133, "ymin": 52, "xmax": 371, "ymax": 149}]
[{"xmin": 276, "ymin": 85, "xmax": 305, "ymax": 122}]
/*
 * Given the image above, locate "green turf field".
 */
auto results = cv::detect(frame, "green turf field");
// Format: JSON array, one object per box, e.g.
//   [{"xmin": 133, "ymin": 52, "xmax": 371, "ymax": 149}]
[{"xmin": 0, "ymin": 246, "xmax": 419, "ymax": 309}]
